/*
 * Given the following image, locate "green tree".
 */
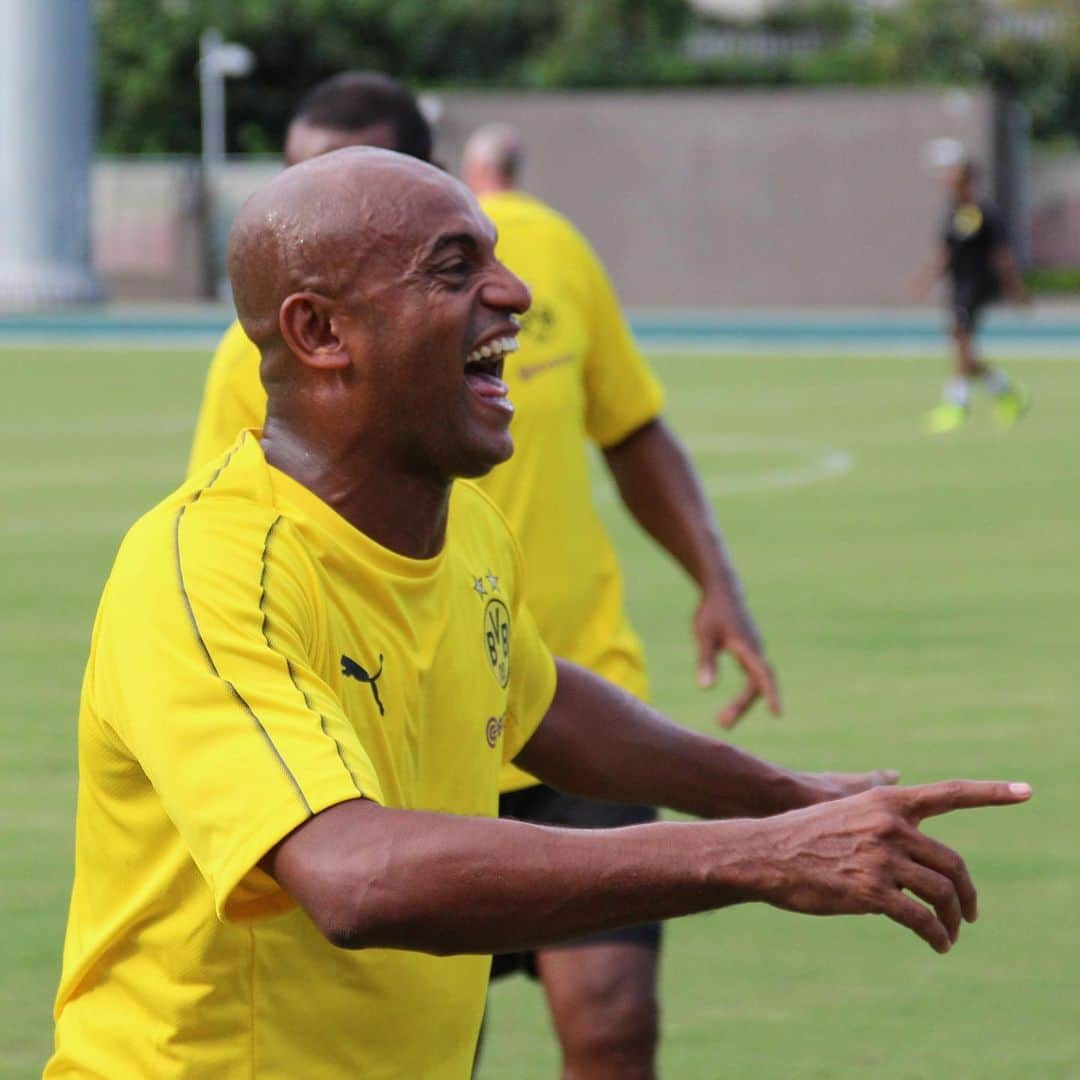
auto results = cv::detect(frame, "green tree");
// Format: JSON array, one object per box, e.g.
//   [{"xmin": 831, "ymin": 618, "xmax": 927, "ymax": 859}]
[{"xmin": 95, "ymin": 0, "xmax": 688, "ymax": 153}]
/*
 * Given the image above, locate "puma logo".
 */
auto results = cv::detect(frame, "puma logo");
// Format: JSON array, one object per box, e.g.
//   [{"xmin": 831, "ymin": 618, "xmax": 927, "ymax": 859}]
[{"xmin": 341, "ymin": 653, "xmax": 385, "ymax": 716}]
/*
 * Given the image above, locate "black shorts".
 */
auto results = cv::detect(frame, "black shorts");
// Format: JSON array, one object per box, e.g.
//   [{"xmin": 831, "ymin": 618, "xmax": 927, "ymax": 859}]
[
  {"xmin": 490, "ymin": 784, "xmax": 662, "ymax": 981},
  {"xmin": 950, "ymin": 283, "xmax": 998, "ymax": 334}
]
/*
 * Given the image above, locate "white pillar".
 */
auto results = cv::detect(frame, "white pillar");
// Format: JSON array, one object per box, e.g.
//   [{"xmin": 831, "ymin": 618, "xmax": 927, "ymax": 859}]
[{"xmin": 0, "ymin": 0, "xmax": 101, "ymax": 308}]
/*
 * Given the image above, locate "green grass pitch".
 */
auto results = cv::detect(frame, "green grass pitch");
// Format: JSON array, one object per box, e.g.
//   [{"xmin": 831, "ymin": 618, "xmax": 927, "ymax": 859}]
[{"xmin": 1, "ymin": 343, "xmax": 1076, "ymax": 1077}]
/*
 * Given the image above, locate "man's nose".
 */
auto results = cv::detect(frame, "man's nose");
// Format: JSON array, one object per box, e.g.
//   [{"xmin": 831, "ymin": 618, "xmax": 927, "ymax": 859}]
[{"xmin": 484, "ymin": 261, "xmax": 531, "ymax": 316}]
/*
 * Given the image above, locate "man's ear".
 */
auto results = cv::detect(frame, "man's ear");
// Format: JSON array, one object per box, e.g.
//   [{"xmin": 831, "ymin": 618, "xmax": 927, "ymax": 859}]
[{"xmin": 279, "ymin": 292, "xmax": 350, "ymax": 371}]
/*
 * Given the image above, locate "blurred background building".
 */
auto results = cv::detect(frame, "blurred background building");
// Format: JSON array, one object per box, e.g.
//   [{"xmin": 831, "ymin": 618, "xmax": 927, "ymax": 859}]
[{"xmin": 5, "ymin": 0, "xmax": 1079, "ymax": 308}]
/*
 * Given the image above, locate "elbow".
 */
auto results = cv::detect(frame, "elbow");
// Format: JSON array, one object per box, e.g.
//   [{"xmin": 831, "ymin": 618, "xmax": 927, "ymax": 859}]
[
  {"xmin": 319, "ymin": 900, "xmax": 453, "ymax": 956},
  {"xmin": 308, "ymin": 857, "xmax": 434, "ymax": 953},
  {"xmin": 317, "ymin": 902, "xmax": 378, "ymax": 951},
  {"xmin": 312, "ymin": 872, "xmax": 400, "ymax": 951}
]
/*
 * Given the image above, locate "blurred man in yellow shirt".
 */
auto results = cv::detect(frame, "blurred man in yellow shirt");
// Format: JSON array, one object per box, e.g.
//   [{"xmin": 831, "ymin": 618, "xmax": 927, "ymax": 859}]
[
  {"xmin": 187, "ymin": 79, "xmax": 781, "ymax": 1078},
  {"xmin": 462, "ymin": 122, "xmax": 784, "ymax": 1076}
]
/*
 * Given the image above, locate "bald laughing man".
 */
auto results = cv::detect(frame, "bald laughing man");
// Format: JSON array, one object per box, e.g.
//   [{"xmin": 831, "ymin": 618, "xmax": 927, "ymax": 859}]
[
  {"xmin": 48, "ymin": 148, "xmax": 1030, "ymax": 1079},
  {"xmin": 187, "ymin": 82, "xmax": 782, "ymax": 1077}
]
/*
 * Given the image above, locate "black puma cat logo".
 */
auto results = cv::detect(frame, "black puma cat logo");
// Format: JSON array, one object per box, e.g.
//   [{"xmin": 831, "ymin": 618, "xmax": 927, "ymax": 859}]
[{"xmin": 341, "ymin": 653, "xmax": 385, "ymax": 716}]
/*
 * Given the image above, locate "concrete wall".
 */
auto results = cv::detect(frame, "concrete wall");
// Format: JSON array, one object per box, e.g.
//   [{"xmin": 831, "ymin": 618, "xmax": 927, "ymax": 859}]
[
  {"xmin": 1031, "ymin": 149, "xmax": 1080, "ymax": 267},
  {"xmin": 93, "ymin": 88, "xmax": 994, "ymax": 307},
  {"xmin": 436, "ymin": 88, "xmax": 992, "ymax": 308}
]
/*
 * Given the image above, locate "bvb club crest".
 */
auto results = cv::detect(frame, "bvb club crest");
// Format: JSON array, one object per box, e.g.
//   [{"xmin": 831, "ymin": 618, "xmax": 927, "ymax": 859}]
[{"xmin": 483, "ymin": 597, "xmax": 511, "ymax": 688}]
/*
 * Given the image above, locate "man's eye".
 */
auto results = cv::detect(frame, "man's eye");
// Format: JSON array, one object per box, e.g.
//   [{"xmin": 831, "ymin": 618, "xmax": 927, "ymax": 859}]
[{"xmin": 437, "ymin": 261, "xmax": 470, "ymax": 277}]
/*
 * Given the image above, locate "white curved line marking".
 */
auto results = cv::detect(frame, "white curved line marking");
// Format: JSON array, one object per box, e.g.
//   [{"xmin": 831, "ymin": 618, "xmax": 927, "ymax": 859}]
[{"xmin": 594, "ymin": 436, "xmax": 853, "ymax": 505}]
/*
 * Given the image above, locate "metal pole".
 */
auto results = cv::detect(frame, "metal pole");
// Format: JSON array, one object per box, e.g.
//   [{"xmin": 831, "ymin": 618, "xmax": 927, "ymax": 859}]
[
  {"xmin": 199, "ymin": 29, "xmax": 224, "ymax": 298},
  {"xmin": 200, "ymin": 29, "xmax": 226, "ymax": 173},
  {"xmin": 0, "ymin": 0, "xmax": 101, "ymax": 308},
  {"xmin": 198, "ymin": 29, "xmax": 253, "ymax": 298}
]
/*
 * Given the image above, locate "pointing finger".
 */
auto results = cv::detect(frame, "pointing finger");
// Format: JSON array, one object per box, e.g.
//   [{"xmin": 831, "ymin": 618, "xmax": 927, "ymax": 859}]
[{"xmin": 898, "ymin": 780, "xmax": 1032, "ymax": 823}]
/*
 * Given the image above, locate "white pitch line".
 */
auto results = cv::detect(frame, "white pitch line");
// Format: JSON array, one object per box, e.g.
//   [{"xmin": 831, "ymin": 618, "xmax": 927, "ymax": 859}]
[
  {"xmin": 592, "ymin": 436, "xmax": 854, "ymax": 504},
  {"xmin": 1, "ymin": 438, "xmax": 855, "ymax": 536}
]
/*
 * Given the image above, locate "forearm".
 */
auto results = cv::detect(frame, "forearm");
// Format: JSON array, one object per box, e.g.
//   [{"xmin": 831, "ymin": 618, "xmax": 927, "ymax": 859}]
[
  {"xmin": 911, "ymin": 250, "xmax": 949, "ymax": 298},
  {"xmin": 515, "ymin": 660, "xmax": 815, "ymax": 818},
  {"xmin": 604, "ymin": 419, "xmax": 739, "ymax": 594},
  {"xmin": 267, "ymin": 798, "xmax": 759, "ymax": 955}
]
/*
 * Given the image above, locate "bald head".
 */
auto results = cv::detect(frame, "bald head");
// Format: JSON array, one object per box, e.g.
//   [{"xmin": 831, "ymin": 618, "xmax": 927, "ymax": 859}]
[
  {"xmin": 231, "ymin": 144, "xmax": 530, "ymax": 496},
  {"xmin": 228, "ymin": 146, "xmax": 471, "ymax": 350},
  {"xmin": 461, "ymin": 123, "xmax": 524, "ymax": 197}
]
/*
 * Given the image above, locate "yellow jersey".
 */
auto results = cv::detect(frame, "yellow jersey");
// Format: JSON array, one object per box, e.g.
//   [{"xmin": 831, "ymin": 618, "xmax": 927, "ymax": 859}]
[
  {"xmin": 477, "ymin": 191, "xmax": 663, "ymax": 790},
  {"xmin": 187, "ymin": 319, "xmax": 267, "ymax": 476},
  {"xmin": 186, "ymin": 191, "xmax": 664, "ymax": 794},
  {"xmin": 49, "ymin": 431, "xmax": 557, "ymax": 1079}
]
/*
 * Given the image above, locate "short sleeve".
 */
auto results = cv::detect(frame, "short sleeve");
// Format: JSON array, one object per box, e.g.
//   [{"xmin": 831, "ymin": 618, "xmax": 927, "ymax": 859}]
[
  {"xmin": 981, "ymin": 205, "xmax": 1003, "ymax": 248},
  {"xmin": 501, "ymin": 599, "xmax": 558, "ymax": 764},
  {"xmin": 187, "ymin": 322, "xmax": 268, "ymax": 477},
  {"xmin": 578, "ymin": 237, "xmax": 665, "ymax": 448},
  {"xmin": 102, "ymin": 504, "xmax": 382, "ymax": 922}
]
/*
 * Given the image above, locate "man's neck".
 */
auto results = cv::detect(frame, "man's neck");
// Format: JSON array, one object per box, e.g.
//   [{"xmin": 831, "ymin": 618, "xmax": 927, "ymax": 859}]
[{"xmin": 260, "ymin": 422, "xmax": 452, "ymax": 560}]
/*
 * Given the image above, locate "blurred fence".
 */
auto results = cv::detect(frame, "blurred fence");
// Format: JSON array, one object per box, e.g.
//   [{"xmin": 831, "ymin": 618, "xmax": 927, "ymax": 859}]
[{"xmin": 90, "ymin": 87, "xmax": 1066, "ymax": 308}]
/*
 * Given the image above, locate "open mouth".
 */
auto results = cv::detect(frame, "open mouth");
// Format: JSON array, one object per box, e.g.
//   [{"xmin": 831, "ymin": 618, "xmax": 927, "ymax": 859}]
[
  {"xmin": 463, "ymin": 335, "xmax": 518, "ymax": 418},
  {"xmin": 463, "ymin": 335, "xmax": 519, "ymax": 382}
]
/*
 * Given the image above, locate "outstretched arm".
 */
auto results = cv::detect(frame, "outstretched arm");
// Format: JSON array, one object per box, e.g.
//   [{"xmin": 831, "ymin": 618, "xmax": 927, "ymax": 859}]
[
  {"xmin": 263, "ymin": 781, "xmax": 1030, "ymax": 957},
  {"xmin": 910, "ymin": 247, "xmax": 949, "ymax": 301},
  {"xmin": 603, "ymin": 418, "xmax": 780, "ymax": 728},
  {"xmin": 515, "ymin": 659, "xmax": 889, "ymax": 818}
]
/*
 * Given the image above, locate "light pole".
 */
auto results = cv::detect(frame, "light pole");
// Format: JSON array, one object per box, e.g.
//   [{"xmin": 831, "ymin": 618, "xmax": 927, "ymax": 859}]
[{"xmin": 198, "ymin": 29, "xmax": 254, "ymax": 297}]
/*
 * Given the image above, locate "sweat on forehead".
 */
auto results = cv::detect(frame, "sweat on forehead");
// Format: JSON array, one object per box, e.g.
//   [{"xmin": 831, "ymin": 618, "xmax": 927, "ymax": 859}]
[{"xmin": 227, "ymin": 147, "xmax": 470, "ymax": 338}]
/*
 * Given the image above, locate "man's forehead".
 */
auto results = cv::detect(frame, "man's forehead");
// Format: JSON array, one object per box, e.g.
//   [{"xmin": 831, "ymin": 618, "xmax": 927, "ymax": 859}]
[{"xmin": 399, "ymin": 181, "xmax": 494, "ymax": 253}]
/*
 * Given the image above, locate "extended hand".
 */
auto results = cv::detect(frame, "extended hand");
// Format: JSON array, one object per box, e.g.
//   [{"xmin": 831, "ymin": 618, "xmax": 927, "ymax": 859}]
[
  {"xmin": 750, "ymin": 780, "xmax": 1031, "ymax": 952},
  {"xmin": 693, "ymin": 587, "xmax": 781, "ymax": 729}
]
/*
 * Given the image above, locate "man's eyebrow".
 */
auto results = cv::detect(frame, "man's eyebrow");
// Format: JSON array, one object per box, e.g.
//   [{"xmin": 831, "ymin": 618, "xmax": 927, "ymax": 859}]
[{"xmin": 428, "ymin": 232, "xmax": 480, "ymax": 258}]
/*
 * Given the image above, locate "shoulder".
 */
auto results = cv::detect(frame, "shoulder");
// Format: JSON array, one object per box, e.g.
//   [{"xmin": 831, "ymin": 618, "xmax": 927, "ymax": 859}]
[
  {"xmin": 449, "ymin": 481, "xmax": 526, "ymax": 577},
  {"xmin": 117, "ymin": 434, "xmax": 290, "ymax": 599},
  {"xmin": 980, "ymin": 202, "xmax": 1004, "ymax": 230},
  {"xmin": 450, "ymin": 479, "xmax": 518, "ymax": 546},
  {"xmin": 484, "ymin": 192, "xmax": 594, "ymax": 258}
]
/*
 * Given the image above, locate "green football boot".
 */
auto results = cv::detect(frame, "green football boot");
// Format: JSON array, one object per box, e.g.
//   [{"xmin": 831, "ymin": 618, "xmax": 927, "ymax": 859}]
[
  {"xmin": 926, "ymin": 402, "xmax": 968, "ymax": 434},
  {"xmin": 993, "ymin": 383, "xmax": 1030, "ymax": 428}
]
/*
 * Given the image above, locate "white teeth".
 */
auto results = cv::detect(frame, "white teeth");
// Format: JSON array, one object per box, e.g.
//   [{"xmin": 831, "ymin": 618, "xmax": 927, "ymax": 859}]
[{"xmin": 465, "ymin": 336, "xmax": 520, "ymax": 367}]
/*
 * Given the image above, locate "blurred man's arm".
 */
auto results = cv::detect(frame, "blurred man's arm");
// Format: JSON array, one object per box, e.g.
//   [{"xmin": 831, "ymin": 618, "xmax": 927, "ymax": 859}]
[
  {"xmin": 604, "ymin": 418, "xmax": 780, "ymax": 728},
  {"xmin": 263, "ymin": 779, "xmax": 1030, "ymax": 957},
  {"xmin": 909, "ymin": 248, "xmax": 949, "ymax": 301}
]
